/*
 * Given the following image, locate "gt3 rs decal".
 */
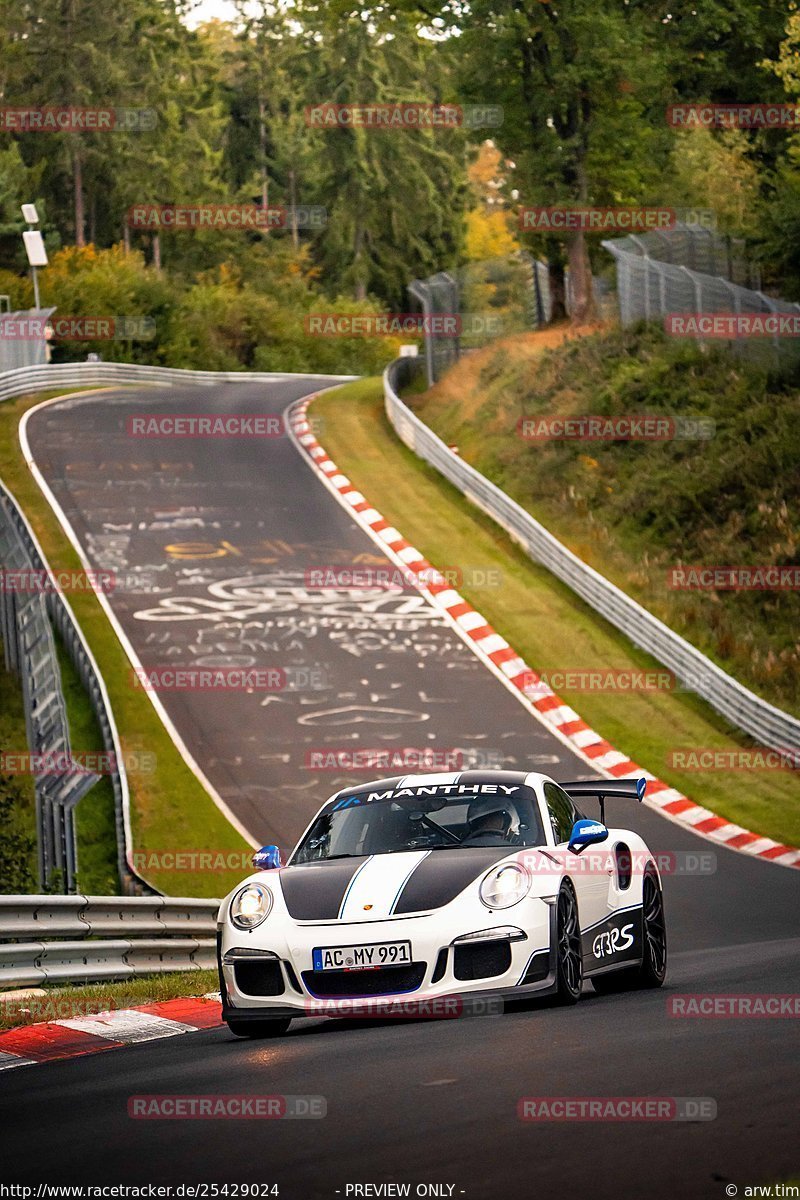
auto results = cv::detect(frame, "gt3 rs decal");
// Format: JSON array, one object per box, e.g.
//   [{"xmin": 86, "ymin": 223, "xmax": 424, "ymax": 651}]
[
  {"xmin": 581, "ymin": 906, "xmax": 643, "ymax": 973},
  {"xmin": 277, "ymin": 857, "xmax": 370, "ymax": 921},
  {"xmin": 393, "ymin": 847, "xmax": 510, "ymax": 914}
]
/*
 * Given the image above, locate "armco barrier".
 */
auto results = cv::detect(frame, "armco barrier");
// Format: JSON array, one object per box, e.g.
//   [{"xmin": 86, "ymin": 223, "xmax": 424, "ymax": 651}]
[
  {"xmin": 0, "ymin": 895, "xmax": 220, "ymax": 987},
  {"xmin": 383, "ymin": 357, "xmax": 800, "ymax": 757},
  {"xmin": 1, "ymin": 480, "xmax": 144, "ymax": 895},
  {"xmin": 0, "ymin": 360, "xmax": 356, "ymax": 406}
]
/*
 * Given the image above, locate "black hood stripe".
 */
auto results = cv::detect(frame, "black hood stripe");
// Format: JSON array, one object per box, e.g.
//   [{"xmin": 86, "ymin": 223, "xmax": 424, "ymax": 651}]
[
  {"xmin": 392, "ymin": 847, "xmax": 510, "ymax": 915},
  {"xmin": 278, "ymin": 857, "xmax": 369, "ymax": 921}
]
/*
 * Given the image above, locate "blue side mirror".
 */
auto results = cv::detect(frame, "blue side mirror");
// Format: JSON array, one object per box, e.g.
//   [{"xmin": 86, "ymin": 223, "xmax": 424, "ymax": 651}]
[
  {"xmin": 568, "ymin": 818, "xmax": 609, "ymax": 854},
  {"xmin": 252, "ymin": 844, "xmax": 282, "ymax": 870}
]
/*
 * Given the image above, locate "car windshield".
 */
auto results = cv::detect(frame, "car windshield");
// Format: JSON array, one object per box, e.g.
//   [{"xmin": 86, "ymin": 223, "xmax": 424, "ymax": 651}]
[{"xmin": 291, "ymin": 783, "xmax": 546, "ymax": 863}]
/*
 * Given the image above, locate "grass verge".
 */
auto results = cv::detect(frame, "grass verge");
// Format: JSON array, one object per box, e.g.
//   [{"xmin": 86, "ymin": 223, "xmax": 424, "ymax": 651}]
[
  {"xmin": 0, "ymin": 969, "xmax": 219, "ymax": 1031},
  {"xmin": 413, "ymin": 325, "xmax": 800, "ymax": 716},
  {"xmin": 0, "ymin": 648, "xmax": 38, "ymax": 890},
  {"xmin": 0, "ymin": 389, "xmax": 251, "ymax": 897},
  {"xmin": 313, "ymin": 377, "xmax": 800, "ymax": 847}
]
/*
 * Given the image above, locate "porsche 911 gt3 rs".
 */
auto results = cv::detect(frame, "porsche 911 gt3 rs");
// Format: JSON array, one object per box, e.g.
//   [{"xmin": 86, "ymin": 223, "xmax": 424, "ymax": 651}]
[{"xmin": 217, "ymin": 770, "xmax": 667, "ymax": 1037}]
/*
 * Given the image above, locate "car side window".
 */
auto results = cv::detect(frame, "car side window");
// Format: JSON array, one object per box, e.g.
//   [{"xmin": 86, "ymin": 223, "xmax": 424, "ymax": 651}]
[{"xmin": 543, "ymin": 782, "xmax": 579, "ymax": 844}]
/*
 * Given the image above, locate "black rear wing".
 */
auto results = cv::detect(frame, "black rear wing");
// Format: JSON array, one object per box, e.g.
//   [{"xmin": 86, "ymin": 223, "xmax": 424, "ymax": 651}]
[{"xmin": 560, "ymin": 777, "xmax": 646, "ymax": 824}]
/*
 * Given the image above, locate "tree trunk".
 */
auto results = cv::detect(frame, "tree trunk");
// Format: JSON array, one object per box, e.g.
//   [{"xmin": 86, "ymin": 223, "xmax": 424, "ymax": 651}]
[
  {"xmin": 152, "ymin": 232, "xmax": 161, "ymax": 271},
  {"xmin": 123, "ymin": 222, "xmax": 131, "ymax": 253},
  {"xmin": 288, "ymin": 168, "xmax": 299, "ymax": 250},
  {"xmin": 353, "ymin": 222, "xmax": 366, "ymax": 301},
  {"xmin": 259, "ymin": 95, "xmax": 269, "ymax": 233},
  {"xmin": 566, "ymin": 157, "xmax": 594, "ymax": 324},
  {"xmin": 73, "ymin": 147, "xmax": 85, "ymax": 247},
  {"xmin": 566, "ymin": 229, "xmax": 593, "ymax": 323}
]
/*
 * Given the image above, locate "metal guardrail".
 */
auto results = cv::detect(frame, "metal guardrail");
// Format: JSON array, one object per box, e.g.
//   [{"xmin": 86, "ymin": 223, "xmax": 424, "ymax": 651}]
[
  {"xmin": 0, "ymin": 482, "xmax": 153, "ymax": 896},
  {"xmin": 383, "ymin": 357, "xmax": 800, "ymax": 757},
  {"xmin": 1, "ymin": 487, "xmax": 101, "ymax": 893},
  {"xmin": 0, "ymin": 895, "xmax": 220, "ymax": 986},
  {"xmin": 0, "ymin": 361, "xmax": 356, "ymax": 406}
]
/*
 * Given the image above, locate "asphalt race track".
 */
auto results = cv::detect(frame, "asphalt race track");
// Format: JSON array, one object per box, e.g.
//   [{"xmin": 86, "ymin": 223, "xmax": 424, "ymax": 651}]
[{"xmin": 4, "ymin": 378, "xmax": 798, "ymax": 1198}]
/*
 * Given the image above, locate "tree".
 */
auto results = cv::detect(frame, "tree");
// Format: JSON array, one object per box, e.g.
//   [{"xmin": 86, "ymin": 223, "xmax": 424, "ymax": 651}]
[
  {"xmin": 294, "ymin": 2, "xmax": 466, "ymax": 306},
  {"xmin": 756, "ymin": 5, "xmax": 800, "ymax": 295},
  {"xmin": 12, "ymin": 0, "xmax": 133, "ymax": 245},
  {"xmin": 454, "ymin": 1, "xmax": 672, "ymax": 321}
]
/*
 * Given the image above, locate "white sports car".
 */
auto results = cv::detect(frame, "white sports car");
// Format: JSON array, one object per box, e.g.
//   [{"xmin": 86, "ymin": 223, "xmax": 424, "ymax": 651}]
[{"xmin": 217, "ymin": 770, "xmax": 667, "ymax": 1037}]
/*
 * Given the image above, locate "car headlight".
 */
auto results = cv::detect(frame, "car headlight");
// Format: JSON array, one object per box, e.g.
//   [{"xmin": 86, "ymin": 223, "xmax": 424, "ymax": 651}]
[
  {"xmin": 230, "ymin": 883, "xmax": 272, "ymax": 930},
  {"xmin": 480, "ymin": 864, "xmax": 530, "ymax": 910}
]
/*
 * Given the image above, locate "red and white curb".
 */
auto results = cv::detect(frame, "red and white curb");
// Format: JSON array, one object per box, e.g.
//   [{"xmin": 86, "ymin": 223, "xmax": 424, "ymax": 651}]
[
  {"xmin": 0, "ymin": 996, "xmax": 223, "ymax": 1070},
  {"xmin": 288, "ymin": 396, "xmax": 800, "ymax": 870}
]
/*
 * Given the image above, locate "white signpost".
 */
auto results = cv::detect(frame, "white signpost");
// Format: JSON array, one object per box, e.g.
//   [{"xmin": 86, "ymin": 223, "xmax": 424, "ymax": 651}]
[{"xmin": 21, "ymin": 204, "xmax": 48, "ymax": 308}]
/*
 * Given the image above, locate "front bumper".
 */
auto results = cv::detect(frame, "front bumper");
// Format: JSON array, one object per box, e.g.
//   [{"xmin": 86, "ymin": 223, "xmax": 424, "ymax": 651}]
[{"xmin": 218, "ymin": 899, "xmax": 556, "ymax": 1021}]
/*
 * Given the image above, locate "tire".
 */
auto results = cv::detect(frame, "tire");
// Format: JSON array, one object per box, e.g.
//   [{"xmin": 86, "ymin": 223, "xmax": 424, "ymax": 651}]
[
  {"xmin": 592, "ymin": 867, "xmax": 667, "ymax": 994},
  {"xmin": 553, "ymin": 882, "xmax": 583, "ymax": 1005},
  {"xmin": 225, "ymin": 1017, "xmax": 292, "ymax": 1038}
]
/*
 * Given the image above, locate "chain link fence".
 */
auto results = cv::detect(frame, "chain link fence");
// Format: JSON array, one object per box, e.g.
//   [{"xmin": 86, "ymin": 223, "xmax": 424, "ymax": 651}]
[
  {"xmin": 607, "ymin": 224, "xmax": 760, "ymax": 289},
  {"xmin": 409, "ymin": 252, "xmax": 551, "ymax": 387},
  {"xmin": 603, "ymin": 224, "xmax": 800, "ymax": 371}
]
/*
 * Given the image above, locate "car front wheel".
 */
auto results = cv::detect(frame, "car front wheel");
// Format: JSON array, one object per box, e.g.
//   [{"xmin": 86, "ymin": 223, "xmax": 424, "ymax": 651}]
[{"xmin": 553, "ymin": 882, "xmax": 583, "ymax": 1005}]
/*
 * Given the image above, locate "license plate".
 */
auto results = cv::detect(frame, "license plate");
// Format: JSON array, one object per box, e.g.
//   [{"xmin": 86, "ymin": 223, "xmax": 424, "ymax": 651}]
[{"xmin": 312, "ymin": 940, "xmax": 412, "ymax": 971}]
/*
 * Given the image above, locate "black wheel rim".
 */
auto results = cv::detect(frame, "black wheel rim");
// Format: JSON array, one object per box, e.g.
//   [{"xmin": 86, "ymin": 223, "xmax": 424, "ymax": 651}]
[
  {"xmin": 643, "ymin": 874, "xmax": 667, "ymax": 977},
  {"xmin": 558, "ymin": 888, "xmax": 582, "ymax": 995}
]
